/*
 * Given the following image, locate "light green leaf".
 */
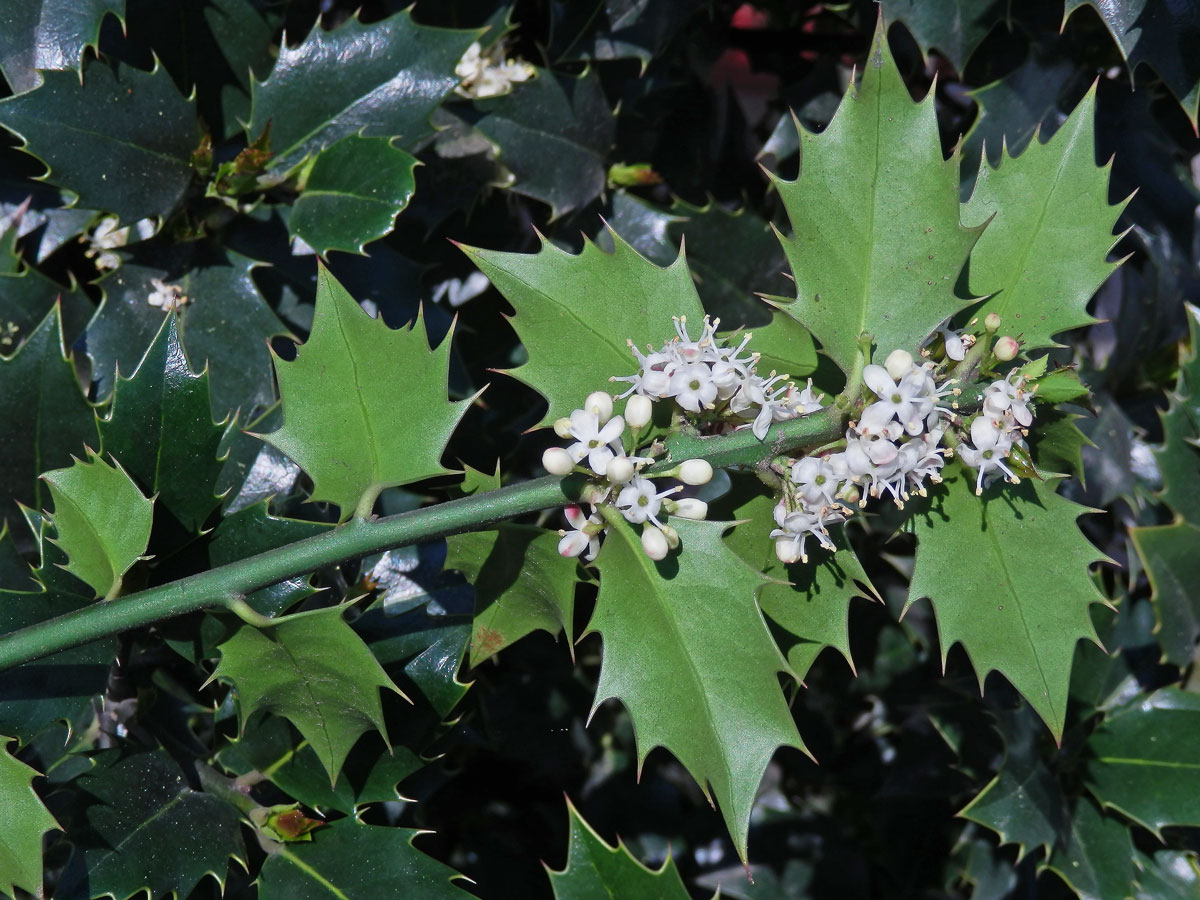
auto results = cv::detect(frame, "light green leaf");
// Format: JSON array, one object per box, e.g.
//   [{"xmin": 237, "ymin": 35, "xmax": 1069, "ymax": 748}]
[
  {"xmin": 963, "ymin": 87, "xmax": 1123, "ymax": 352},
  {"xmin": 0, "ymin": 61, "xmax": 195, "ymax": 222},
  {"xmin": 247, "ymin": 10, "xmax": 478, "ymax": 172},
  {"xmin": 547, "ymin": 799, "xmax": 703, "ymax": 900},
  {"xmin": 589, "ymin": 517, "xmax": 803, "ymax": 860},
  {"xmin": 257, "ymin": 817, "xmax": 470, "ymax": 899},
  {"xmin": 770, "ymin": 21, "xmax": 980, "ymax": 374},
  {"xmin": 907, "ymin": 467, "xmax": 1106, "ymax": 740},
  {"xmin": 1043, "ymin": 798, "xmax": 1136, "ymax": 900},
  {"xmin": 1085, "ymin": 688, "xmax": 1200, "ymax": 835},
  {"xmin": 261, "ymin": 265, "xmax": 470, "ymax": 520},
  {"xmin": 41, "ymin": 449, "xmax": 153, "ymax": 600},
  {"xmin": 290, "ymin": 135, "xmax": 418, "ymax": 256},
  {"xmin": 0, "ymin": 736, "xmax": 58, "ymax": 899},
  {"xmin": 1032, "ymin": 369, "xmax": 1091, "ymax": 405},
  {"xmin": 56, "ymin": 749, "xmax": 245, "ymax": 900},
  {"xmin": 446, "ymin": 525, "xmax": 579, "ymax": 668},
  {"xmin": 462, "ymin": 229, "xmax": 705, "ymax": 426},
  {"xmin": 0, "ymin": 304, "xmax": 96, "ymax": 531},
  {"xmin": 1130, "ymin": 521, "xmax": 1200, "ymax": 667},
  {"xmin": 213, "ymin": 605, "xmax": 403, "ymax": 784},
  {"xmin": 98, "ymin": 315, "xmax": 228, "ymax": 532},
  {"xmin": 0, "ymin": 0, "xmax": 123, "ymax": 94}
]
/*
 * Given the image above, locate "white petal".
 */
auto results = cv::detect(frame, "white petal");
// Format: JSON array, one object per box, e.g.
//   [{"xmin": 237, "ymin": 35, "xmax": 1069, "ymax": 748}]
[{"xmin": 862, "ymin": 365, "xmax": 895, "ymax": 398}]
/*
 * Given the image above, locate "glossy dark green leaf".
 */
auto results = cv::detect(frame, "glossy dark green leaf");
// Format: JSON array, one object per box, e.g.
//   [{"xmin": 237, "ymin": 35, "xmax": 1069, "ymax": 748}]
[
  {"xmin": 87, "ymin": 245, "xmax": 289, "ymax": 419},
  {"xmin": 213, "ymin": 605, "xmax": 403, "ymax": 783},
  {"xmin": 1133, "ymin": 851, "xmax": 1200, "ymax": 899},
  {"xmin": 0, "ymin": 62, "xmax": 195, "ymax": 222},
  {"xmin": 0, "ymin": 263, "xmax": 93, "ymax": 354},
  {"xmin": 445, "ymin": 524, "xmax": 578, "ymax": 667},
  {"xmin": 1085, "ymin": 688, "xmax": 1200, "ymax": 835},
  {"xmin": 0, "ymin": 305, "xmax": 95, "ymax": 533},
  {"xmin": 247, "ymin": 9, "xmax": 478, "ymax": 172},
  {"xmin": 1155, "ymin": 304, "xmax": 1200, "ymax": 524},
  {"xmin": 1130, "ymin": 521, "xmax": 1200, "ymax": 667},
  {"xmin": 56, "ymin": 749, "xmax": 245, "ymax": 900},
  {"xmin": 1043, "ymin": 798, "xmax": 1136, "ymax": 900},
  {"xmin": 548, "ymin": 0, "xmax": 705, "ymax": 65},
  {"xmin": 884, "ymin": 0, "xmax": 1007, "ymax": 72},
  {"xmin": 0, "ymin": 736, "xmax": 59, "ymax": 899},
  {"xmin": 471, "ymin": 68, "xmax": 614, "ymax": 217},
  {"xmin": 546, "ymin": 799, "xmax": 701, "ymax": 900},
  {"xmin": 257, "ymin": 817, "xmax": 470, "ymax": 899},
  {"xmin": 0, "ymin": 0, "xmax": 123, "ymax": 94},
  {"xmin": 289, "ymin": 135, "xmax": 418, "ymax": 256},
  {"xmin": 98, "ymin": 315, "xmax": 228, "ymax": 531}
]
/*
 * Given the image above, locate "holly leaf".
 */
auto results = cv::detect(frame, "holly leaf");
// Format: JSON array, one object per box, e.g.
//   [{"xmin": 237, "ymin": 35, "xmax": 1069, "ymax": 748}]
[
  {"xmin": 290, "ymin": 135, "xmax": 418, "ymax": 256},
  {"xmin": 257, "ymin": 817, "xmax": 470, "ymax": 898},
  {"xmin": 548, "ymin": 0, "xmax": 705, "ymax": 66},
  {"xmin": 963, "ymin": 87, "xmax": 1124, "ymax": 352},
  {"xmin": 1028, "ymin": 409, "xmax": 1090, "ymax": 483},
  {"xmin": 0, "ymin": 0, "xmax": 123, "ymax": 94},
  {"xmin": 98, "ymin": 315, "xmax": 228, "ymax": 531},
  {"xmin": 0, "ymin": 61, "xmax": 196, "ymax": 222},
  {"xmin": 41, "ymin": 449, "xmax": 153, "ymax": 600},
  {"xmin": 723, "ymin": 491, "xmax": 876, "ymax": 680},
  {"xmin": 88, "ymin": 244, "xmax": 289, "ymax": 420},
  {"xmin": 1130, "ymin": 521, "xmax": 1200, "ymax": 667},
  {"xmin": 1133, "ymin": 851, "xmax": 1200, "ymax": 899},
  {"xmin": 0, "ymin": 304, "xmax": 95, "ymax": 531},
  {"xmin": 1065, "ymin": 0, "xmax": 1200, "ymax": 126},
  {"xmin": 546, "ymin": 799, "xmax": 702, "ymax": 900},
  {"xmin": 1043, "ymin": 798, "xmax": 1136, "ymax": 900},
  {"xmin": 1085, "ymin": 688, "xmax": 1200, "ymax": 835},
  {"xmin": 883, "ymin": 0, "xmax": 1007, "ymax": 72},
  {"xmin": 213, "ymin": 605, "xmax": 404, "ymax": 784},
  {"xmin": 907, "ymin": 467, "xmax": 1107, "ymax": 741},
  {"xmin": 446, "ymin": 525, "xmax": 579, "ymax": 667},
  {"xmin": 0, "ymin": 736, "xmax": 59, "ymax": 899},
  {"xmin": 1154, "ymin": 304, "xmax": 1200, "ymax": 524},
  {"xmin": 770, "ymin": 21, "xmax": 981, "ymax": 375},
  {"xmin": 461, "ymin": 229, "xmax": 705, "ymax": 426},
  {"xmin": 247, "ymin": 9, "xmax": 478, "ymax": 173},
  {"xmin": 260, "ymin": 265, "xmax": 471, "ymax": 520},
  {"xmin": 471, "ymin": 68, "xmax": 614, "ymax": 218},
  {"xmin": 56, "ymin": 749, "xmax": 245, "ymax": 900},
  {"xmin": 589, "ymin": 517, "xmax": 803, "ymax": 860}
]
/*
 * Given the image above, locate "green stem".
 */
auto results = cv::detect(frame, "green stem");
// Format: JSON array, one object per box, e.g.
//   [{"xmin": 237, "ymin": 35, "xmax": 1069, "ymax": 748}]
[{"xmin": 0, "ymin": 409, "xmax": 846, "ymax": 671}]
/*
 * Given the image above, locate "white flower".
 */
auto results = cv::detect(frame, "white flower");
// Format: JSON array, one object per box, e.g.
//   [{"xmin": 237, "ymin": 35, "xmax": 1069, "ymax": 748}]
[
  {"xmin": 615, "ymin": 476, "xmax": 679, "ymax": 527},
  {"xmin": 941, "ymin": 328, "xmax": 966, "ymax": 361},
  {"xmin": 958, "ymin": 414, "xmax": 1019, "ymax": 495},
  {"xmin": 147, "ymin": 278, "xmax": 188, "ymax": 311},
  {"xmin": 678, "ymin": 459, "xmax": 713, "ymax": 486},
  {"xmin": 982, "ymin": 372, "xmax": 1032, "ymax": 427},
  {"xmin": 791, "ymin": 456, "xmax": 840, "ymax": 507},
  {"xmin": 456, "ymin": 42, "xmax": 535, "ymax": 99},
  {"xmin": 566, "ymin": 410, "xmax": 626, "ymax": 475},
  {"xmin": 558, "ymin": 505, "xmax": 604, "ymax": 561},
  {"xmin": 790, "ymin": 378, "xmax": 825, "ymax": 414},
  {"xmin": 610, "ymin": 340, "xmax": 675, "ymax": 399},
  {"xmin": 584, "ymin": 391, "xmax": 614, "ymax": 423},
  {"xmin": 860, "ymin": 364, "xmax": 919, "ymax": 434},
  {"xmin": 670, "ymin": 315, "xmax": 719, "ymax": 363},
  {"xmin": 669, "ymin": 362, "xmax": 717, "ymax": 412},
  {"xmin": 86, "ymin": 216, "xmax": 130, "ymax": 270}
]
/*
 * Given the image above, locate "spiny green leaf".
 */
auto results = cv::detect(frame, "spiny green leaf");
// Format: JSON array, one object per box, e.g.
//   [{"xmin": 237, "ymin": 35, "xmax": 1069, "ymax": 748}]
[
  {"xmin": 257, "ymin": 817, "xmax": 471, "ymax": 899},
  {"xmin": 728, "ymin": 310, "xmax": 819, "ymax": 388},
  {"xmin": 1154, "ymin": 303, "xmax": 1200, "ymax": 524},
  {"xmin": 547, "ymin": 799, "xmax": 704, "ymax": 900},
  {"xmin": 213, "ymin": 605, "xmax": 403, "ymax": 784},
  {"xmin": 1065, "ymin": 0, "xmax": 1200, "ymax": 126},
  {"xmin": 41, "ymin": 449, "xmax": 153, "ymax": 600},
  {"xmin": 883, "ymin": 0, "xmax": 1008, "ymax": 72},
  {"xmin": 1029, "ymin": 409, "xmax": 1091, "ymax": 483},
  {"xmin": 290, "ymin": 134, "xmax": 418, "ymax": 256},
  {"xmin": 0, "ymin": 61, "xmax": 195, "ymax": 222},
  {"xmin": 1032, "ymin": 369, "xmax": 1090, "ymax": 405},
  {"xmin": 770, "ymin": 20, "xmax": 980, "ymax": 374},
  {"xmin": 98, "ymin": 315, "xmax": 229, "ymax": 532},
  {"xmin": 963, "ymin": 87, "xmax": 1123, "ymax": 352},
  {"xmin": 248, "ymin": 9, "xmax": 478, "ymax": 172},
  {"xmin": 261, "ymin": 265, "xmax": 470, "ymax": 520},
  {"xmin": 472, "ymin": 68, "xmax": 614, "ymax": 218},
  {"xmin": 446, "ymin": 524, "xmax": 579, "ymax": 668},
  {"xmin": 1133, "ymin": 851, "xmax": 1200, "ymax": 899},
  {"xmin": 0, "ymin": 0, "xmax": 123, "ymax": 94},
  {"xmin": 1130, "ymin": 521, "xmax": 1200, "ymax": 667},
  {"xmin": 462, "ymin": 229, "xmax": 706, "ymax": 426},
  {"xmin": 1085, "ymin": 688, "xmax": 1200, "ymax": 836},
  {"xmin": 589, "ymin": 517, "xmax": 803, "ymax": 861},
  {"xmin": 907, "ymin": 467, "xmax": 1106, "ymax": 740},
  {"xmin": 56, "ymin": 749, "xmax": 245, "ymax": 900},
  {"xmin": 0, "ymin": 736, "xmax": 59, "ymax": 899},
  {"xmin": 0, "ymin": 304, "xmax": 95, "ymax": 531},
  {"xmin": 1043, "ymin": 798, "xmax": 1136, "ymax": 900}
]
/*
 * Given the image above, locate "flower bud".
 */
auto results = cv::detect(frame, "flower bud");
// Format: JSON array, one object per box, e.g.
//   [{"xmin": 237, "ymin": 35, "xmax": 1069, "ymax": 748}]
[
  {"xmin": 585, "ymin": 391, "xmax": 614, "ymax": 423},
  {"xmin": 993, "ymin": 336, "xmax": 1019, "ymax": 362},
  {"xmin": 606, "ymin": 456, "xmax": 635, "ymax": 485},
  {"xmin": 542, "ymin": 447, "xmax": 575, "ymax": 476},
  {"xmin": 775, "ymin": 537, "xmax": 801, "ymax": 565},
  {"xmin": 884, "ymin": 349, "xmax": 914, "ymax": 381},
  {"xmin": 672, "ymin": 498, "xmax": 708, "ymax": 520},
  {"xmin": 625, "ymin": 393, "xmax": 653, "ymax": 428},
  {"xmin": 641, "ymin": 525, "xmax": 669, "ymax": 560},
  {"xmin": 984, "ymin": 312, "xmax": 1002, "ymax": 332},
  {"xmin": 678, "ymin": 459, "xmax": 713, "ymax": 486},
  {"xmin": 553, "ymin": 417, "xmax": 573, "ymax": 439}
]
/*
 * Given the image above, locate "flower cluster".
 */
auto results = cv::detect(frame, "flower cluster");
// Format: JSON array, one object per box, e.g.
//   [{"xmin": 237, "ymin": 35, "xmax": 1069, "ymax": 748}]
[
  {"xmin": 542, "ymin": 390, "xmax": 713, "ymax": 562},
  {"xmin": 455, "ymin": 42, "xmax": 535, "ymax": 99},
  {"xmin": 610, "ymin": 315, "xmax": 823, "ymax": 439},
  {"xmin": 958, "ymin": 370, "xmax": 1034, "ymax": 495}
]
